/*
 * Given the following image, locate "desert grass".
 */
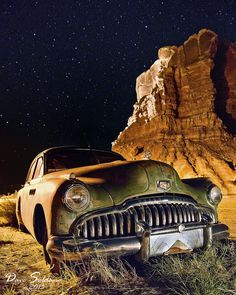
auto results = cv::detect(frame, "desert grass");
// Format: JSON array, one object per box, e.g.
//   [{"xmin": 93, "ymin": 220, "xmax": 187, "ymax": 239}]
[
  {"xmin": 146, "ymin": 240, "xmax": 236, "ymax": 295},
  {"xmin": 82, "ymin": 255, "xmax": 137, "ymax": 285},
  {"xmin": 1, "ymin": 225, "xmax": 236, "ymax": 294},
  {"xmin": 1, "ymin": 286, "xmax": 16, "ymax": 295},
  {"xmin": 65, "ymin": 241, "xmax": 236, "ymax": 294},
  {"xmin": 64, "ymin": 254, "xmax": 161, "ymax": 294},
  {"xmin": 0, "ymin": 192, "xmax": 17, "ymax": 226},
  {"xmin": 0, "ymin": 227, "xmax": 81, "ymax": 295}
]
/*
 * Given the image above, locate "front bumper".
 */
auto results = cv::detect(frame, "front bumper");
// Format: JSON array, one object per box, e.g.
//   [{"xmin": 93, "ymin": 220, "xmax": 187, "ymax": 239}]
[{"xmin": 46, "ymin": 222, "xmax": 229, "ymax": 262}]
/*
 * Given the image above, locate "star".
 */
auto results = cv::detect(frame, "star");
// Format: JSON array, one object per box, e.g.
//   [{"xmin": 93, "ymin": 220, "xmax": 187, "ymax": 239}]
[{"xmin": 0, "ymin": 0, "xmax": 236, "ymax": 193}]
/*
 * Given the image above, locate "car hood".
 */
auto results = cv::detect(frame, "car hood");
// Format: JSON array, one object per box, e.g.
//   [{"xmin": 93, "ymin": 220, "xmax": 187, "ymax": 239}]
[
  {"xmin": 45, "ymin": 160, "xmax": 189, "ymax": 205},
  {"xmin": 76, "ymin": 160, "xmax": 150, "ymax": 204}
]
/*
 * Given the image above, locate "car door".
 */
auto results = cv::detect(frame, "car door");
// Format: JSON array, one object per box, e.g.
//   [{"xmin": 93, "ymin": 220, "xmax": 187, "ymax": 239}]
[
  {"xmin": 21, "ymin": 157, "xmax": 44, "ymax": 232},
  {"xmin": 27, "ymin": 157, "xmax": 43, "ymax": 196}
]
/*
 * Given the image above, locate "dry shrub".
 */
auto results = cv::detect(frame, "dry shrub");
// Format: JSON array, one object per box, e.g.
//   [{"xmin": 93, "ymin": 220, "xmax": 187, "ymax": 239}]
[
  {"xmin": 62, "ymin": 253, "xmax": 137, "ymax": 286},
  {"xmin": 58, "ymin": 241, "xmax": 236, "ymax": 294},
  {"xmin": 87, "ymin": 255, "xmax": 137, "ymax": 286},
  {"xmin": 62, "ymin": 251, "xmax": 161, "ymax": 294},
  {"xmin": 61, "ymin": 240, "xmax": 138, "ymax": 286},
  {"xmin": 0, "ymin": 192, "xmax": 17, "ymax": 226},
  {"xmin": 2, "ymin": 286, "xmax": 16, "ymax": 295},
  {"xmin": 146, "ymin": 240, "xmax": 236, "ymax": 295}
]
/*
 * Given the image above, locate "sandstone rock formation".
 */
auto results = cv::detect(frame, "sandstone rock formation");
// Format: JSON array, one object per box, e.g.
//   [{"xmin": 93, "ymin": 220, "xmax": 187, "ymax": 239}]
[{"xmin": 112, "ymin": 29, "xmax": 236, "ymax": 196}]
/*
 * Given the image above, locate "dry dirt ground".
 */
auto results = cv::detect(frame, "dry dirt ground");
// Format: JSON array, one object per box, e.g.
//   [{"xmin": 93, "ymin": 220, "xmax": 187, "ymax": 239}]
[
  {"xmin": 0, "ymin": 227, "xmax": 161, "ymax": 295},
  {"xmin": 0, "ymin": 227, "xmax": 60, "ymax": 295},
  {"xmin": 219, "ymin": 195, "xmax": 236, "ymax": 239}
]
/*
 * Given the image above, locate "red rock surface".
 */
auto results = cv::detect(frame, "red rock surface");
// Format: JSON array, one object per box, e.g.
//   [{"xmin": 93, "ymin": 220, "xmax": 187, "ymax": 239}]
[{"xmin": 112, "ymin": 29, "xmax": 236, "ymax": 196}]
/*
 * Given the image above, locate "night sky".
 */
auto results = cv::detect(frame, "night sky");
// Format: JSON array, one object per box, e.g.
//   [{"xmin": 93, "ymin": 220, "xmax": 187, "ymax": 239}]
[{"xmin": 0, "ymin": 0, "xmax": 236, "ymax": 193}]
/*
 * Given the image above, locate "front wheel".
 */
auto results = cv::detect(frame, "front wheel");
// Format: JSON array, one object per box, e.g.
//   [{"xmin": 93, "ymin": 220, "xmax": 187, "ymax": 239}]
[
  {"xmin": 41, "ymin": 229, "xmax": 64, "ymax": 275},
  {"xmin": 18, "ymin": 222, "xmax": 28, "ymax": 232},
  {"xmin": 16, "ymin": 199, "xmax": 28, "ymax": 233},
  {"xmin": 50, "ymin": 258, "xmax": 62, "ymax": 275}
]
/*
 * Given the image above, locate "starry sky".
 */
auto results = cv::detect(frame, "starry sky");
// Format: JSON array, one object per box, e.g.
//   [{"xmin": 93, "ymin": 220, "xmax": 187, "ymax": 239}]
[{"xmin": 0, "ymin": 0, "xmax": 236, "ymax": 193}]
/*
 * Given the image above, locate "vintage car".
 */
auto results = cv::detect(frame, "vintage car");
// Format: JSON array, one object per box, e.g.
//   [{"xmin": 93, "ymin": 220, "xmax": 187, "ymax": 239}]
[{"xmin": 16, "ymin": 146, "xmax": 229, "ymax": 273}]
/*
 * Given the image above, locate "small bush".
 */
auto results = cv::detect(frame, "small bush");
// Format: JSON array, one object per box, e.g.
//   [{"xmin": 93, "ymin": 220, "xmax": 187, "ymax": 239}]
[
  {"xmin": 0, "ymin": 192, "xmax": 17, "ymax": 226},
  {"xmin": 88, "ymin": 255, "xmax": 137, "ymax": 286},
  {"xmin": 2, "ymin": 285, "xmax": 16, "ymax": 295},
  {"xmin": 146, "ymin": 240, "xmax": 236, "ymax": 295},
  {"xmin": 63, "ymin": 252, "xmax": 162, "ymax": 294}
]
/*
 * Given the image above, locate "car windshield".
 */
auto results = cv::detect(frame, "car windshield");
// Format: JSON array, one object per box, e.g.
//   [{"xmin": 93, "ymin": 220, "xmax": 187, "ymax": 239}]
[{"xmin": 46, "ymin": 149, "xmax": 124, "ymax": 173}]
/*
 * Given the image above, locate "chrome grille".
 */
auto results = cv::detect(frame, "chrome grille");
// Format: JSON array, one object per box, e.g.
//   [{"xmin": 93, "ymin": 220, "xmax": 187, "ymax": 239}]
[{"xmin": 76, "ymin": 202, "xmax": 216, "ymax": 240}]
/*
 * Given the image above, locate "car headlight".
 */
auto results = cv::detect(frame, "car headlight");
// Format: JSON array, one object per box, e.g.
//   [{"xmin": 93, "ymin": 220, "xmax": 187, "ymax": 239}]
[
  {"xmin": 208, "ymin": 185, "xmax": 222, "ymax": 204},
  {"xmin": 64, "ymin": 184, "xmax": 90, "ymax": 212}
]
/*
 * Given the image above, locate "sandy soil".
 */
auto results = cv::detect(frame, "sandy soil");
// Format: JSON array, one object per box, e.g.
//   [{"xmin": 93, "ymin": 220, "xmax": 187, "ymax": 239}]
[
  {"xmin": 0, "ymin": 227, "xmax": 58, "ymax": 295},
  {"xmin": 0, "ymin": 227, "xmax": 94, "ymax": 295},
  {"xmin": 219, "ymin": 195, "xmax": 236, "ymax": 239},
  {"xmin": 0, "ymin": 227, "xmax": 161, "ymax": 295}
]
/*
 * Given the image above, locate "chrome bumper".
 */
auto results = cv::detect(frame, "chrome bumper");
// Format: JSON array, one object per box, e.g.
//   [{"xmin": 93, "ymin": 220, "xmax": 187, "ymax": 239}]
[{"xmin": 46, "ymin": 222, "xmax": 229, "ymax": 262}]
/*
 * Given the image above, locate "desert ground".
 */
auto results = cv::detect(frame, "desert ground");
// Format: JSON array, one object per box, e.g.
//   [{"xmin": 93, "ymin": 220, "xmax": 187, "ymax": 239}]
[
  {"xmin": 0, "ymin": 228, "xmax": 160, "ymax": 294},
  {"xmin": 219, "ymin": 195, "xmax": 236, "ymax": 239},
  {"xmin": 0, "ymin": 227, "xmax": 51, "ymax": 294},
  {"xmin": 0, "ymin": 195, "xmax": 236, "ymax": 295}
]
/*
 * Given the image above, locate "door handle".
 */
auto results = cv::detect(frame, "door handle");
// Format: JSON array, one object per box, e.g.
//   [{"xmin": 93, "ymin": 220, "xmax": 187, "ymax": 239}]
[{"xmin": 29, "ymin": 189, "xmax": 36, "ymax": 196}]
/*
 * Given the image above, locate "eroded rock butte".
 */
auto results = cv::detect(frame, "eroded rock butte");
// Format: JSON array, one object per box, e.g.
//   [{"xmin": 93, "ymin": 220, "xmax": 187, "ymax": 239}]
[{"xmin": 112, "ymin": 29, "xmax": 236, "ymax": 195}]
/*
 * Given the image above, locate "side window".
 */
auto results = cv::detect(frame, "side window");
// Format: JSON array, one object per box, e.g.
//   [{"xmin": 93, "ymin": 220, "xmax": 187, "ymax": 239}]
[
  {"xmin": 33, "ymin": 157, "xmax": 43, "ymax": 179},
  {"xmin": 27, "ymin": 161, "xmax": 37, "ymax": 182}
]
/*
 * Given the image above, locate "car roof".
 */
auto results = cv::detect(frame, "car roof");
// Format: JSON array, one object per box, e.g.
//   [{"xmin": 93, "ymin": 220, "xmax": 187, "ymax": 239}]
[{"xmin": 34, "ymin": 146, "xmax": 124, "ymax": 159}]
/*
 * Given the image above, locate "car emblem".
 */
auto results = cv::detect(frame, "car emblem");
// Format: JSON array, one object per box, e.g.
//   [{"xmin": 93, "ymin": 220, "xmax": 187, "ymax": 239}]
[{"xmin": 157, "ymin": 180, "xmax": 171, "ymax": 191}]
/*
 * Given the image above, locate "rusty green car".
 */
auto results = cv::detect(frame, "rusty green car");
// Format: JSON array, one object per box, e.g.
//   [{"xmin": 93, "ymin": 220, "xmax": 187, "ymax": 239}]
[{"xmin": 16, "ymin": 146, "xmax": 229, "ymax": 273}]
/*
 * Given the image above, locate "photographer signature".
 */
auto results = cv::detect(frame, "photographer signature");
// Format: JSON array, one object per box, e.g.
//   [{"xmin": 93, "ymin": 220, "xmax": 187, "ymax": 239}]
[
  {"xmin": 6, "ymin": 272, "xmax": 62, "ymax": 284},
  {"xmin": 4, "ymin": 272, "xmax": 62, "ymax": 292}
]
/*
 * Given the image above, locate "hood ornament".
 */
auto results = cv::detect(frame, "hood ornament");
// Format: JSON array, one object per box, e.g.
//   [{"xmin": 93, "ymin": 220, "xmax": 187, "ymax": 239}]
[{"xmin": 157, "ymin": 180, "xmax": 171, "ymax": 191}]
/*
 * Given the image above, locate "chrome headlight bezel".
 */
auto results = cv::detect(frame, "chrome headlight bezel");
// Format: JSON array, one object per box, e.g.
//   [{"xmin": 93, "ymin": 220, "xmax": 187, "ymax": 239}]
[
  {"xmin": 208, "ymin": 185, "xmax": 222, "ymax": 205},
  {"xmin": 64, "ymin": 183, "xmax": 90, "ymax": 212}
]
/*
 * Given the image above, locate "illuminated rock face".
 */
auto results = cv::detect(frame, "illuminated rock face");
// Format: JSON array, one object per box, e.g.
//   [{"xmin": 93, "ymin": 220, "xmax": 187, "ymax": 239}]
[{"xmin": 112, "ymin": 29, "xmax": 236, "ymax": 195}]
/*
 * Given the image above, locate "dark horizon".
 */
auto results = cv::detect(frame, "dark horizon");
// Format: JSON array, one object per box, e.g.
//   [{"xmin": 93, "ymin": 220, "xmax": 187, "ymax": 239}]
[{"xmin": 1, "ymin": 0, "xmax": 236, "ymax": 194}]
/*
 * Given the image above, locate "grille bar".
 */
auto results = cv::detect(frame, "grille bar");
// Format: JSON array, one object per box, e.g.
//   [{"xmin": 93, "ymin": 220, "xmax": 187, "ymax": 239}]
[{"xmin": 77, "ymin": 202, "xmax": 215, "ymax": 240}]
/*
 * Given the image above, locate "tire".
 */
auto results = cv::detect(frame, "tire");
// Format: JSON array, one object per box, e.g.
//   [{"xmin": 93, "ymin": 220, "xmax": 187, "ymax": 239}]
[
  {"xmin": 42, "ymin": 228, "xmax": 51, "ymax": 264},
  {"xmin": 125, "ymin": 255, "xmax": 146, "ymax": 276},
  {"xmin": 18, "ymin": 223, "xmax": 28, "ymax": 232},
  {"xmin": 50, "ymin": 258, "xmax": 62, "ymax": 275},
  {"xmin": 16, "ymin": 199, "xmax": 28, "ymax": 233},
  {"xmin": 41, "ymin": 227, "xmax": 62, "ymax": 275}
]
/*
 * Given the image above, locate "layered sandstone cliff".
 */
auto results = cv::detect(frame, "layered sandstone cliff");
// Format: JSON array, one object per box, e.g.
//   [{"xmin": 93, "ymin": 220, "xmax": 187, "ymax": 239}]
[{"xmin": 112, "ymin": 29, "xmax": 236, "ymax": 195}]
